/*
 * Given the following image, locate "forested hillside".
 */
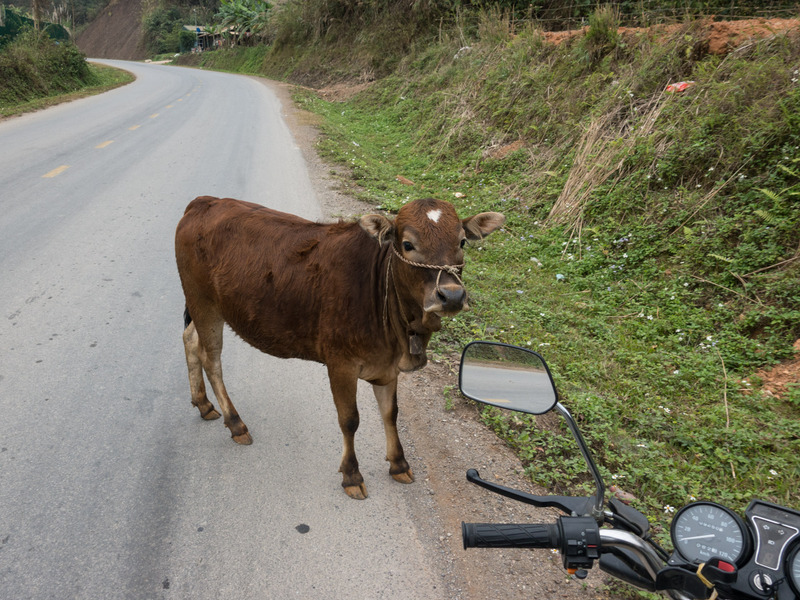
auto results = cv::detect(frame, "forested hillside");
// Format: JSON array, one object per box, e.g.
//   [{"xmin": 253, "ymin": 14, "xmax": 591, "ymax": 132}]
[{"xmin": 5, "ymin": 0, "xmax": 108, "ymax": 31}]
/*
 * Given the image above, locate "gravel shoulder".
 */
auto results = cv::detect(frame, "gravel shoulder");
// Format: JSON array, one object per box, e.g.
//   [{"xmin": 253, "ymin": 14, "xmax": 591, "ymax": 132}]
[{"xmin": 265, "ymin": 78, "xmax": 615, "ymax": 600}]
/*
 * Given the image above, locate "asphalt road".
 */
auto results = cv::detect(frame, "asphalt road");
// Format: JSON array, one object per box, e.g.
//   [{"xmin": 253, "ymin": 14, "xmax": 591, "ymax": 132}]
[
  {"xmin": 0, "ymin": 61, "xmax": 447, "ymax": 599},
  {"xmin": 460, "ymin": 363, "xmax": 557, "ymax": 415}
]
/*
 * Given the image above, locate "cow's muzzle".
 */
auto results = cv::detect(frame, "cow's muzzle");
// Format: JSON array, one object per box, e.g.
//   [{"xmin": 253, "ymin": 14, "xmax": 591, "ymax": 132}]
[
  {"xmin": 426, "ymin": 283, "xmax": 468, "ymax": 315},
  {"xmin": 388, "ymin": 245, "xmax": 470, "ymax": 325},
  {"xmin": 389, "ymin": 246, "xmax": 469, "ymax": 315}
]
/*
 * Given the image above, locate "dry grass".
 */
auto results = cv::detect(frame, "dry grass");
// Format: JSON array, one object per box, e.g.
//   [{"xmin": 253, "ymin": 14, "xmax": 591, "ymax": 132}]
[{"xmin": 545, "ymin": 92, "xmax": 670, "ymax": 238}]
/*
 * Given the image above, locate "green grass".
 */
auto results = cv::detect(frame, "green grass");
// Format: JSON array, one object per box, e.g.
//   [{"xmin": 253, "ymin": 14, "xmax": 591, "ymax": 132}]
[
  {"xmin": 0, "ymin": 62, "xmax": 134, "ymax": 118},
  {"xmin": 176, "ymin": 45, "xmax": 271, "ymax": 74},
  {"xmin": 0, "ymin": 31, "xmax": 134, "ymax": 119},
  {"xmin": 287, "ymin": 14, "xmax": 800, "ymax": 540}
]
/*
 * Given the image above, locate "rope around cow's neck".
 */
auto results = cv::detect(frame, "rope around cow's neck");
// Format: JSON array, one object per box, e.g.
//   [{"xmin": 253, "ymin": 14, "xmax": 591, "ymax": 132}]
[{"xmin": 382, "ymin": 244, "xmax": 466, "ymax": 338}]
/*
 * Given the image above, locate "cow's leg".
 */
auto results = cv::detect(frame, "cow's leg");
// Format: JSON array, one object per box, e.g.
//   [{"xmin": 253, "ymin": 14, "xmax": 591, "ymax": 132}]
[
  {"xmin": 182, "ymin": 321, "xmax": 221, "ymax": 420},
  {"xmin": 328, "ymin": 367, "xmax": 367, "ymax": 499},
  {"xmin": 372, "ymin": 379, "xmax": 414, "ymax": 484},
  {"xmin": 192, "ymin": 313, "xmax": 252, "ymax": 445}
]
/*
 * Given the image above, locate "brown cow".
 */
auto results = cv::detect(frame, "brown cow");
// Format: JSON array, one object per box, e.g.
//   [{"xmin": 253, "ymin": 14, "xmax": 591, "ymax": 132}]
[{"xmin": 175, "ymin": 196, "xmax": 504, "ymax": 499}]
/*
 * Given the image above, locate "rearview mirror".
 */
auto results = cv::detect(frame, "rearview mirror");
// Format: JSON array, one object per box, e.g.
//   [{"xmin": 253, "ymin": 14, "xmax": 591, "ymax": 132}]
[{"xmin": 459, "ymin": 341, "xmax": 558, "ymax": 415}]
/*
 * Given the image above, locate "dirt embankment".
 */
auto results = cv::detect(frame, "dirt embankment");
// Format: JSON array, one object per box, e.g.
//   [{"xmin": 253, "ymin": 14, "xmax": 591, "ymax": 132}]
[
  {"xmin": 543, "ymin": 17, "xmax": 800, "ymax": 55},
  {"xmin": 74, "ymin": 0, "xmax": 146, "ymax": 60}
]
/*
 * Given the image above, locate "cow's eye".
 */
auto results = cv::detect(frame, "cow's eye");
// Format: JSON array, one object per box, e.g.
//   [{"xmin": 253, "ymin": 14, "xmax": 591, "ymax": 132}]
[
  {"xmin": 402, "ymin": 241, "xmax": 414, "ymax": 252},
  {"xmin": 460, "ymin": 238, "xmax": 467, "ymax": 248}
]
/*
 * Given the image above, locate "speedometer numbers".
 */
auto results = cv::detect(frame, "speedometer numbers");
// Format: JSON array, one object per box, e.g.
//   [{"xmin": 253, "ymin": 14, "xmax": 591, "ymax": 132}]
[
  {"xmin": 669, "ymin": 501, "xmax": 800, "ymax": 597},
  {"xmin": 671, "ymin": 502, "xmax": 750, "ymax": 565}
]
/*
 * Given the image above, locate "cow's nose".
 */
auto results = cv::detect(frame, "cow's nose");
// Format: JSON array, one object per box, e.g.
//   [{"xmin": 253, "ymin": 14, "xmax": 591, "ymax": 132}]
[{"xmin": 437, "ymin": 285, "xmax": 467, "ymax": 310}]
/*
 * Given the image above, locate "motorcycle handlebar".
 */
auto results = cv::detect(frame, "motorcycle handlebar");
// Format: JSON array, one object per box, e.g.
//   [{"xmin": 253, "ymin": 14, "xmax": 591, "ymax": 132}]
[
  {"xmin": 463, "ymin": 521, "xmax": 694, "ymax": 600},
  {"xmin": 462, "ymin": 522, "xmax": 560, "ymax": 549}
]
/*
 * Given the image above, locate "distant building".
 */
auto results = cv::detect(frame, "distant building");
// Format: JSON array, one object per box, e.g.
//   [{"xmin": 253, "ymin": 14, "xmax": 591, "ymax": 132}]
[{"xmin": 182, "ymin": 25, "xmax": 231, "ymax": 51}]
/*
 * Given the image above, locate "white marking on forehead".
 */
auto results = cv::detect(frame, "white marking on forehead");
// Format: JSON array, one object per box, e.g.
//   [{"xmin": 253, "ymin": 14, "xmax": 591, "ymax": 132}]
[{"xmin": 427, "ymin": 209, "xmax": 442, "ymax": 223}]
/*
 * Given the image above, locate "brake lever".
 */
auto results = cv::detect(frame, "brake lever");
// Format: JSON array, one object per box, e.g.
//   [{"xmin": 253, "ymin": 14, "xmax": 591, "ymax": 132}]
[{"xmin": 466, "ymin": 469, "xmax": 595, "ymax": 516}]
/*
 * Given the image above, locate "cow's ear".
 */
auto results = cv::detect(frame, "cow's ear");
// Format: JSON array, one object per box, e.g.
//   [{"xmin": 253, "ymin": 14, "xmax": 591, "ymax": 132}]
[
  {"xmin": 462, "ymin": 212, "xmax": 505, "ymax": 240},
  {"xmin": 360, "ymin": 214, "xmax": 395, "ymax": 245}
]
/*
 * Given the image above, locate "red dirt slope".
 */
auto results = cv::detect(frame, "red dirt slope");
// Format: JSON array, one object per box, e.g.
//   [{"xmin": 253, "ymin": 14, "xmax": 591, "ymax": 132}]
[
  {"xmin": 544, "ymin": 17, "xmax": 800, "ymax": 56},
  {"xmin": 75, "ymin": 0, "xmax": 146, "ymax": 60}
]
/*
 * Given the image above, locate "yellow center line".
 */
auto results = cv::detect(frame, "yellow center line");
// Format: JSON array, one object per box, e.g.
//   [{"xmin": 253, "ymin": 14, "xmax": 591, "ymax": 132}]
[
  {"xmin": 149, "ymin": 113, "xmax": 159, "ymax": 119},
  {"xmin": 42, "ymin": 165, "xmax": 69, "ymax": 178},
  {"xmin": 129, "ymin": 125, "xmax": 141, "ymax": 130},
  {"xmin": 177, "ymin": 98, "xmax": 183, "ymax": 102},
  {"xmin": 166, "ymin": 104, "xmax": 174, "ymax": 109},
  {"xmin": 95, "ymin": 140, "xmax": 114, "ymax": 149}
]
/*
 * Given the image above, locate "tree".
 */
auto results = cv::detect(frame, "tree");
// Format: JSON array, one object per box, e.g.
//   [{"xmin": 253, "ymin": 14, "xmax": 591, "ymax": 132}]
[
  {"xmin": 31, "ymin": 0, "xmax": 49, "ymax": 30},
  {"xmin": 215, "ymin": 0, "xmax": 271, "ymax": 45}
]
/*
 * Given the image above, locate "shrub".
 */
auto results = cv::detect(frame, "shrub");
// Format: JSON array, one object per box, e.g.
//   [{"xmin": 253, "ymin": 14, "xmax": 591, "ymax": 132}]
[
  {"xmin": 0, "ymin": 30, "xmax": 94, "ymax": 105},
  {"xmin": 142, "ymin": 6, "xmax": 196, "ymax": 55}
]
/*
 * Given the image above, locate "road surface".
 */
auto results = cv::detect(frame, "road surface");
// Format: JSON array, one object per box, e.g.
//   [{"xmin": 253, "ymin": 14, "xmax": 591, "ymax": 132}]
[
  {"xmin": 0, "ymin": 60, "xmax": 448, "ymax": 599},
  {"xmin": 460, "ymin": 362, "xmax": 557, "ymax": 414}
]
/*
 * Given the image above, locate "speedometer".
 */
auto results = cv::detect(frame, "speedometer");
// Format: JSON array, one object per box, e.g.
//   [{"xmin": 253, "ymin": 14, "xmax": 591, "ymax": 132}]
[
  {"xmin": 671, "ymin": 502, "xmax": 751, "ymax": 565},
  {"xmin": 789, "ymin": 544, "xmax": 800, "ymax": 596}
]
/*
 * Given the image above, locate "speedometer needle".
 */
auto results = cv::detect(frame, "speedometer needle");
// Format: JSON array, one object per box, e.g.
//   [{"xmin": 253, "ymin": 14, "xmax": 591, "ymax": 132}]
[{"xmin": 681, "ymin": 534, "xmax": 715, "ymax": 541}]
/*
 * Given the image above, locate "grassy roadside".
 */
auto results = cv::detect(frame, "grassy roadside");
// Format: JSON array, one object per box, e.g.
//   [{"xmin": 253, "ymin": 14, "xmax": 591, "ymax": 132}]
[
  {"xmin": 281, "ymin": 19, "xmax": 800, "ymax": 544},
  {"xmin": 0, "ymin": 63, "xmax": 135, "ymax": 119},
  {"xmin": 177, "ymin": 6, "xmax": 800, "ymax": 551},
  {"xmin": 0, "ymin": 45, "xmax": 135, "ymax": 119}
]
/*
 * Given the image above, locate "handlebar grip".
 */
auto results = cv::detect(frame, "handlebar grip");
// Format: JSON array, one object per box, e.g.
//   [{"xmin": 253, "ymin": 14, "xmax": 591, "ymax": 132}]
[{"xmin": 462, "ymin": 522, "xmax": 560, "ymax": 549}]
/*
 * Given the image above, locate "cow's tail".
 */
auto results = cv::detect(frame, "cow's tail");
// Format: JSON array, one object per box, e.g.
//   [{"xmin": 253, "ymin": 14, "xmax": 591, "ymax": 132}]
[{"xmin": 184, "ymin": 306, "xmax": 192, "ymax": 330}]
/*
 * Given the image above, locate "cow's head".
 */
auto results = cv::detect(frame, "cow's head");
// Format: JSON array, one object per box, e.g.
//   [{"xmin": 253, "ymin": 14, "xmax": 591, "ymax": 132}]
[{"xmin": 360, "ymin": 198, "xmax": 504, "ymax": 367}]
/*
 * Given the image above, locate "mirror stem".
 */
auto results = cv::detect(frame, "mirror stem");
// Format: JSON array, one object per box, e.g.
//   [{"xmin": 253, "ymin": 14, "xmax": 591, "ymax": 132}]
[{"xmin": 555, "ymin": 402, "xmax": 605, "ymax": 520}]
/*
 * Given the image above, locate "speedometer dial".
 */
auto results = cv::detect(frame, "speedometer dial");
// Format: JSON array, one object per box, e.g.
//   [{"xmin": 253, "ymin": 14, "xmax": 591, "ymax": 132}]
[
  {"xmin": 788, "ymin": 545, "xmax": 800, "ymax": 596},
  {"xmin": 671, "ymin": 502, "xmax": 750, "ymax": 565}
]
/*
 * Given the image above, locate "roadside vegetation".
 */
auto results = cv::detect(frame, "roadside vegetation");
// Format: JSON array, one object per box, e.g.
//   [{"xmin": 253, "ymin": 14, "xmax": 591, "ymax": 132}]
[
  {"xmin": 295, "ymin": 12, "xmax": 800, "ymax": 530},
  {"xmin": 0, "ymin": 5, "xmax": 69, "ymax": 47},
  {"xmin": 0, "ymin": 3, "xmax": 134, "ymax": 118},
  {"xmin": 139, "ymin": 0, "xmax": 270, "ymax": 56},
  {"xmin": 0, "ymin": 29, "xmax": 133, "ymax": 118},
  {"xmin": 142, "ymin": 5, "xmax": 197, "ymax": 55},
  {"xmin": 177, "ymin": 2, "xmax": 800, "ymax": 553}
]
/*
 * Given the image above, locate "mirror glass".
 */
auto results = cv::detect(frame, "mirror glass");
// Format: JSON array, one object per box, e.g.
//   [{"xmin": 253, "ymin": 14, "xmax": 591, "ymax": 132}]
[{"xmin": 459, "ymin": 342, "xmax": 558, "ymax": 415}]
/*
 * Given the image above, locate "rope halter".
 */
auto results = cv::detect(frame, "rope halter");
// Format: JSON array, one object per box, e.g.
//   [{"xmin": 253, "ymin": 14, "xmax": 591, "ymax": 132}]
[
  {"xmin": 390, "ymin": 244, "xmax": 465, "ymax": 290},
  {"xmin": 383, "ymin": 243, "xmax": 466, "ymax": 335}
]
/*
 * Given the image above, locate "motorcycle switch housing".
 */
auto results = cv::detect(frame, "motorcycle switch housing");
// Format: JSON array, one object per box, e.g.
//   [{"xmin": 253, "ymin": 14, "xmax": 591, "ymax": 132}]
[{"xmin": 560, "ymin": 517, "xmax": 601, "ymax": 573}]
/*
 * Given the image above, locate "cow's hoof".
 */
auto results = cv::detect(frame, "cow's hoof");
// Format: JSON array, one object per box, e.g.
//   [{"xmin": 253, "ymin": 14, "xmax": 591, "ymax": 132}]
[
  {"xmin": 391, "ymin": 469, "xmax": 415, "ymax": 484},
  {"xmin": 232, "ymin": 431, "xmax": 253, "ymax": 445},
  {"xmin": 201, "ymin": 408, "xmax": 221, "ymax": 420},
  {"xmin": 193, "ymin": 399, "xmax": 220, "ymax": 420},
  {"xmin": 344, "ymin": 483, "xmax": 368, "ymax": 500}
]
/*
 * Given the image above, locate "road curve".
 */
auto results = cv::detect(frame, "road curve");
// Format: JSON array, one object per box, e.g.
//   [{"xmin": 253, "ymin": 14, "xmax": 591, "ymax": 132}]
[{"xmin": 0, "ymin": 61, "xmax": 448, "ymax": 599}]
